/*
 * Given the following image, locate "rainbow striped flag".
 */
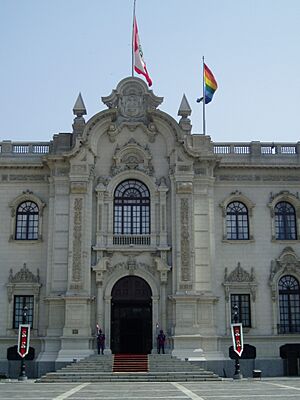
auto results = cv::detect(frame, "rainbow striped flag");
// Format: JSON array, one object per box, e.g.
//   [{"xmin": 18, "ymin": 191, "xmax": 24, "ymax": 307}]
[{"xmin": 204, "ymin": 63, "xmax": 218, "ymax": 104}]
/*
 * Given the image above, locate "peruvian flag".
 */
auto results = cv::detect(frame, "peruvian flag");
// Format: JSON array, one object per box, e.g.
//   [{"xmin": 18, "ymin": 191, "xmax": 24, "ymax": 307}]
[{"xmin": 133, "ymin": 16, "xmax": 152, "ymax": 86}]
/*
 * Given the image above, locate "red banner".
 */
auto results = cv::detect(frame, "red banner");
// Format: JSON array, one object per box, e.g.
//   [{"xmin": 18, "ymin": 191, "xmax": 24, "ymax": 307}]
[
  {"xmin": 231, "ymin": 323, "xmax": 243, "ymax": 357},
  {"xmin": 17, "ymin": 324, "xmax": 30, "ymax": 358}
]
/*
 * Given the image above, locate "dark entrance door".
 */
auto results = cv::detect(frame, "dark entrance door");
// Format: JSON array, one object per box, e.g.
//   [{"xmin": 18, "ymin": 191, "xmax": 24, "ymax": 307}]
[{"xmin": 111, "ymin": 276, "xmax": 152, "ymax": 354}]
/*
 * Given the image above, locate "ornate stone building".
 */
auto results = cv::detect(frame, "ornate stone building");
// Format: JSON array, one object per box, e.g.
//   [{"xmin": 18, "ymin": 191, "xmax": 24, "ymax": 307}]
[{"xmin": 1, "ymin": 77, "xmax": 300, "ymax": 377}]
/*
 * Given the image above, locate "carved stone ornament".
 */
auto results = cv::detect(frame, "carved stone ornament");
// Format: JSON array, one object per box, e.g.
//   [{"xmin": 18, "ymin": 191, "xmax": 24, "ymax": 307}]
[
  {"xmin": 110, "ymin": 138, "xmax": 154, "ymax": 176},
  {"xmin": 102, "ymin": 77, "xmax": 163, "ymax": 124},
  {"xmin": 223, "ymin": 262, "xmax": 257, "ymax": 302},
  {"xmin": 270, "ymin": 247, "xmax": 300, "ymax": 283},
  {"xmin": 224, "ymin": 262, "xmax": 255, "ymax": 283},
  {"xmin": 8, "ymin": 263, "xmax": 40, "ymax": 283},
  {"xmin": 104, "ymin": 257, "xmax": 156, "ymax": 279},
  {"xmin": 7, "ymin": 263, "xmax": 41, "ymax": 303},
  {"xmin": 154, "ymin": 257, "xmax": 171, "ymax": 283},
  {"xmin": 269, "ymin": 248, "xmax": 300, "ymax": 302},
  {"xmin": 269, "ymin": 190, "xmax": 299, "ymax": 203}
]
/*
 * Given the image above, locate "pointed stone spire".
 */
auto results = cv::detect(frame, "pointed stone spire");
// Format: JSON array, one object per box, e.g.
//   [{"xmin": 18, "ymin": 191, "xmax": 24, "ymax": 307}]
[
  {"xmin": 72, "ymin": 93, "xmax": 87, "ymax": 137},
  {"xmin": 178, "ymin": 94, "xmax": 191, "ymax": 119},
  {"xmin": 73, "ymin": 92, "xmax": 87, "ymax": 117},
  {"xmin": 178, "ymin": 94, "xmax": 192, "ymax": 133}
]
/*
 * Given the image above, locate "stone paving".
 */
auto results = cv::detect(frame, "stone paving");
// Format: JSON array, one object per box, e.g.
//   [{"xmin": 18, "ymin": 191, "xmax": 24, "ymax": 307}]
[{"xmin": 2, "ymin": 378, "xmax": 300, "ymax": 399}]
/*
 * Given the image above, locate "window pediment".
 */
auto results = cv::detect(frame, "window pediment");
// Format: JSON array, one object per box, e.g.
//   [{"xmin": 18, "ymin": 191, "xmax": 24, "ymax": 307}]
[{"xmin": 223, "ymin": 262, "xmax": 257, "ymax": 301}]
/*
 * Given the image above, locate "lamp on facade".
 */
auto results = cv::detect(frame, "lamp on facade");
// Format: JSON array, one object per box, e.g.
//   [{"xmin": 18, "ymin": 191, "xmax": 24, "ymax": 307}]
[{"xmin": 18, "ymin": 305, "xmax": 28, "ymax": 381}]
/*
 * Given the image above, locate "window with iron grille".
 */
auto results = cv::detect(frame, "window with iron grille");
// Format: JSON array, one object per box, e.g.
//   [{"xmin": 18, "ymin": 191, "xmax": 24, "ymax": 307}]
[
  {"xmin": 114, "ymin": 180, "xmax": 150, "ymax": 234},
  {"xmin": 13, "ymin": 295, "xmax": 34, "ymax": 329},
  {"xmin": 226, "ymin": 202, "xmax": 249, "ymax": 240},
  {"xmin": 15, "ymin": 201, "xmax": 39, "ymax": 240},
  {"xmin": 275, "ymin": 202, "xmax": 297, "ymax": 240},
  {"xmin": 230, "ymin": 294, "xmax": 251, "ymax": 327},
  {"xmin": 278, "ymin": 275, "xmax": 300, "ymax": 333}
]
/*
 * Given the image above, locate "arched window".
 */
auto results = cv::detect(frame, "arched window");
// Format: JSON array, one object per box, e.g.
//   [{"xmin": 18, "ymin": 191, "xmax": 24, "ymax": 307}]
[
  {"xmin": 226, "ymin": 202, "xmax": 249, "ymax": 240},
  {"xmin": 15, "ymin": 201, "xmax": 39, "ymax": 240},
  {"xmin": 278, "ymin": 275, "xmax": 300, "ymax": 333},
  {"xmin": 114, "ymin": 180, "xmax": 150, "ymax": 235},
  {"xmin": 275, "ymin": 201, "xmax": 297, "ymax": 240}
]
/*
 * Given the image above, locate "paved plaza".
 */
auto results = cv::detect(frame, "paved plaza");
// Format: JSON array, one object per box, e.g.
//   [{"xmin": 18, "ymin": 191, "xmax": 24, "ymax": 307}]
[{"xmin": 2, "ymin": 379, "xmax": 300, "ymax": 400}]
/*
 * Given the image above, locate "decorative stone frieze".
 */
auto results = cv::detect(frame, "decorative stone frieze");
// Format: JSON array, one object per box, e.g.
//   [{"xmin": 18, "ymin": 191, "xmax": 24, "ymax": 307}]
[
  {"xmin": 70, "ymin": 181, "xmax": 88, "ymax": 193},
  {"xmin": 71, "ymin": 198, "xmax": 83, "ymax": 288},
  {"xmin": 177, "ymin": 182, "xmax": 193, "ymax": 194},
  {"xmin": 180, "ymin": 198, "xmax": 191, "ymax": 282}
]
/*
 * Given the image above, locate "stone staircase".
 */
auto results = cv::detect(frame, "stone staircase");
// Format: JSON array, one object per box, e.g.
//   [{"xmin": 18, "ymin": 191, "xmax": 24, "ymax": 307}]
[{"xmin": 37, "ymin": 354, "xmax": 221, "ymax": 382}]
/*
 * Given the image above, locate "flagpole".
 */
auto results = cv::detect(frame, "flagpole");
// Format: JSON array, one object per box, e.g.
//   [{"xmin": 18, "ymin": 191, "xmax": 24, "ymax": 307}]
[
  {"xmin": 202, "ymin": 56, "xmax": 206, "ymax": 135},
  {"xmin": 132, "ymin": 0, "xmax": 136, "ymax": 77}
]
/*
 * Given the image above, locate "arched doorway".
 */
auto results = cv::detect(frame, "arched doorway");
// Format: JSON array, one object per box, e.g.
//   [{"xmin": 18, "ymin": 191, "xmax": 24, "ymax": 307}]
[{"xmin": 111, "ymin": 276, "xmax": 152, "ymax": 354}]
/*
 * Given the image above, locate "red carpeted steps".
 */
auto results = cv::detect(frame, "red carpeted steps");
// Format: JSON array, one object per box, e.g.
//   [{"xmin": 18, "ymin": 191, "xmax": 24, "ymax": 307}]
[{"xmin": 113, "ymin": 354, "xmax": 148, "ymax": 372}]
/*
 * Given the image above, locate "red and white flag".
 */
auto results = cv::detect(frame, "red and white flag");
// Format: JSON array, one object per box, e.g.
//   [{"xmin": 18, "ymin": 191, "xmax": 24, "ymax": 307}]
[{"xmin": 133, "ymin": 16, "xmax": 152, "ymax": 86}]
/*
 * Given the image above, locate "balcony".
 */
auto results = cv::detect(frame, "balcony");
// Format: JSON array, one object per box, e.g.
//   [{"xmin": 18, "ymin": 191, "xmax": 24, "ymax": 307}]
[{"xmin": 113, "ymin": 235, "xmax": 151, "ymax": 246}]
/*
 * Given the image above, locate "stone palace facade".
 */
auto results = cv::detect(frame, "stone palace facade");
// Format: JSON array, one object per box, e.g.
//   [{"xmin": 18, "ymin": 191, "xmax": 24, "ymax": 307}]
[{"xmin": 1, "ymin": 77, "xmax": 300, "ymax": 377}]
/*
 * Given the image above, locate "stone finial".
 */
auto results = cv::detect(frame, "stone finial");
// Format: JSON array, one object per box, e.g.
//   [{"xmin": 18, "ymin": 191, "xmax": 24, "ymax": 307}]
[
  {"xmin": 178, "ymin": 94, "xmax": 192, "ymax": 133},
  {"xmin": 72, "ymin": 93, "xmax": 86, "ymax": 137},
  {"xmin": 73, "ymin": 93, "xmax": 87, "ymax": 117},
  {"xmin": 178, "ymin": 94, "xmax": 192, "ymax": 119}
]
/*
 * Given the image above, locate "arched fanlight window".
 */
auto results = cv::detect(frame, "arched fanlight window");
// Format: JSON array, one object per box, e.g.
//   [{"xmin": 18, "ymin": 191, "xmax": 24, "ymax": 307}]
[
  {"xmin": 15, "ymin": 201, "xmax": 39, "ymax": 240},
  {"xmin": 226, "ymin": 201, "xmax": 249, "ymax": 240},
  {"xmin": 278, "ymin": 275, "xmax": 300, "ymax": 333},
  {"xmin": 114, "ymin": 180, "xmax": 150, "ymax": 235},
  {"xmin": 275, "ymin": 201, "xmax": 297, "ymax": 240}
]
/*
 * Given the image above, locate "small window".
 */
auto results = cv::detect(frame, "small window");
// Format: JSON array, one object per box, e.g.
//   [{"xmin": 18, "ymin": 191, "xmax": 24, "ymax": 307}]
[
  {"xmin": 13, "ymin": 295, "xmax": 34, "ymax": 329},
  {"xmin": 15, "ymin": 201, "xmax": 39, "ymax": 240},
  {"xmin": 226, "ymin": 202, "xmax": 249, "ymax": 240},
  {"xmin": 231, "ymin": 294, "xmax": 251, "ymax": 327},
  {"xmin": 275, "ymin": 202, "xmax": 297, "ymax": 240}
]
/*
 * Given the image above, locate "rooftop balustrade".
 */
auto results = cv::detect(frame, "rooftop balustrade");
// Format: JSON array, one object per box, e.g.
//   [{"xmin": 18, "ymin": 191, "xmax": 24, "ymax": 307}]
[
  {"xmin": 0, "ymin": 139, "xmax": 298, "ymax": 159},
  {"xmin": 213, "ymin": 141, "xmax": 299, "ymax": 156}
]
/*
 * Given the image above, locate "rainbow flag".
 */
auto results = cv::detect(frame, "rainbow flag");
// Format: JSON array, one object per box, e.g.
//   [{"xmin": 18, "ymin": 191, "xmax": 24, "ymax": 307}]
[{"xmin": 204, "ymin": 63, "xmax": 218, "ymax": 104}]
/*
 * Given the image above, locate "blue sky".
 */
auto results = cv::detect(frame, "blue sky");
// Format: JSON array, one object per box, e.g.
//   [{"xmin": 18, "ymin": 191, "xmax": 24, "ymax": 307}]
[{"xmin": 1, "ymin": 0, "xmax": 300, "ymax": 143}]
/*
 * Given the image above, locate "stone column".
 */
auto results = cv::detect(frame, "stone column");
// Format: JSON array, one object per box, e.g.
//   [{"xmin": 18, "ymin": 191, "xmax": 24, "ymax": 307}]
[
  {"xmin": 104, "ymin": 295, "xmax": 112, "ymax": 353},
  {"xmin": 152, "ymin": 295, "xmax": 159, "ymax": 352},
  {"xmin": 158, "ymin": 179, "xmax": 168, "ymax": 247},
  {"xmin": 96, "ymin": 282, "xmax": 104, "ymax": 328}
]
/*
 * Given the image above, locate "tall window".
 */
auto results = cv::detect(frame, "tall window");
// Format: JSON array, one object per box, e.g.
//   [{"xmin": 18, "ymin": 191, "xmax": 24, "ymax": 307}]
[
  {"xmin": 13, "ymin": 295, "xmax": 34, "ymax": 329},
  {"xmin": 278, "ymin": 275, "xmax": 300, "ymax": 333},
  {"xmin": 15, "ymin": 201, "xmax": 39, "ymax": 240},
  {"xmin": 231, "ymin": 294, "xmax": 251, "ymax": 327},
  {"xmin": 226, "ymin": 202, "xmax": 249, "ymax": 240},
  {"xmin": 275, "ymin": 201, "xmax": 297, "ymax": 240},
  {"xmin": 114, "ymin": 180, "xmax": 150, "ymax": 234}
]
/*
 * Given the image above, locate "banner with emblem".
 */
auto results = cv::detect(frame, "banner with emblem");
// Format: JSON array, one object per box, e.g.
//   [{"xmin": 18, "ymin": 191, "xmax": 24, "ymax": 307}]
[
  {"xmin": 231, "ymin": 323, "xmax": 243, "ymax": 357},
  {"xmin": 17, "ymin": 324, "xmax": 30, "ymax": 358}
]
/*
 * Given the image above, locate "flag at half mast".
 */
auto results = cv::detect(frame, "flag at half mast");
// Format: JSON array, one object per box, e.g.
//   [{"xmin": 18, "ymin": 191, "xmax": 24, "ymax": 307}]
[{"xmin": 133, "ymin": 16, "xmax": 152, "ymax": 86}]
